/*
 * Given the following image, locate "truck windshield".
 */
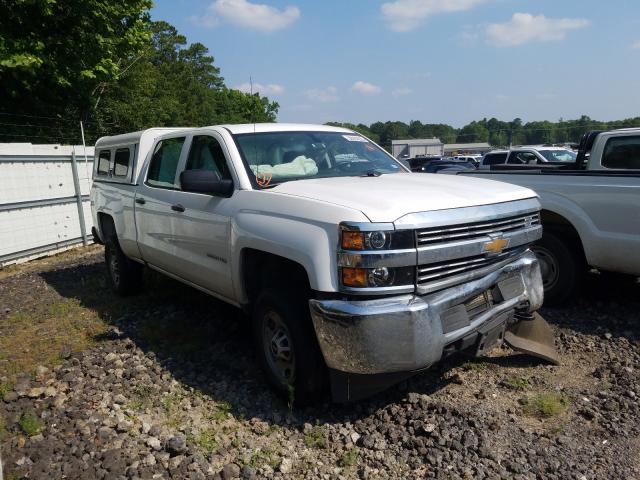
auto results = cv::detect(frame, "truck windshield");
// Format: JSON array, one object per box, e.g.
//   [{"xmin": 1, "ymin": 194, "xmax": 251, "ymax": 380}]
[
  {"xmin": 232, "ymin": 131, "xmax": 406, "ymax": 188},
  {"xmin": 539, "ymin": 149, "xmax": 577, "ymax": 162}
]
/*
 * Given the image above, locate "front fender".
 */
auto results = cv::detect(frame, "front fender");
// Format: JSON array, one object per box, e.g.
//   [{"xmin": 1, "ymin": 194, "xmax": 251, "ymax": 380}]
[{"xmin": 229, "ymin": 191, "xmax": 370, "ymax": 302}]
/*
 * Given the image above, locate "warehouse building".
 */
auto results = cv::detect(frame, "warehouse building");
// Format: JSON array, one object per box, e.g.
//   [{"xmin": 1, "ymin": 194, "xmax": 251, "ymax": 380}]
[
  {"xmin": 443, "ymin": 142, "xmax": 492, "ymax": 156},
  {"xmin": 391, "ymin": 138, "xmax": 443, "ymax": 158}
]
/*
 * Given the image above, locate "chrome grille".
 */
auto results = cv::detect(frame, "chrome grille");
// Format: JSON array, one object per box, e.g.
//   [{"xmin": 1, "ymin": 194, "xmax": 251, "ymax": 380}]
[
  {"xmin": 417, "ymin": 248, "xmax": 522, "ymax": 285},
  {"xmin": 416, "ymin": 212, "xmax": 540, "ymax": 246}
]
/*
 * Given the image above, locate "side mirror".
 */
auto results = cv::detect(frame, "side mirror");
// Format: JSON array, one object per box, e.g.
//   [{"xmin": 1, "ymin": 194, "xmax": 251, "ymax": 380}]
[{"xmin": 180, "ymin": 169, "xmax": 234, "ymax": 197}]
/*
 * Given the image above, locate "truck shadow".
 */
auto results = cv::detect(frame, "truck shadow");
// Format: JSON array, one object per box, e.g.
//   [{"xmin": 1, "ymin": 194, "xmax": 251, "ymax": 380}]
[{"xmin": 39, "ymin": 258, "xmax": 639, "ymax": 427}]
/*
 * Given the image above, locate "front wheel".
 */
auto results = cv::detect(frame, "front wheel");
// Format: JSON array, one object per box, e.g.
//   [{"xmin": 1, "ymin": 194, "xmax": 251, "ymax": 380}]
[
  {"xmin": 252, "ymin": 289, "xmax": 327, "ymax": 406},
  {"xmin": 105, "ymin": 237, "xmax": 143, "ymax": 296},
  {"xmin": 531, "ymin": 230, "xmax": 585, "ymax": 306}
]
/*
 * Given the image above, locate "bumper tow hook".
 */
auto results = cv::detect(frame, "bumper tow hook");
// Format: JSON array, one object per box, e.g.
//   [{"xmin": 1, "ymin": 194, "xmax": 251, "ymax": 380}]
[{"xmin": 504, "ymin": 312, "xmax": 560, "ymax": 365}]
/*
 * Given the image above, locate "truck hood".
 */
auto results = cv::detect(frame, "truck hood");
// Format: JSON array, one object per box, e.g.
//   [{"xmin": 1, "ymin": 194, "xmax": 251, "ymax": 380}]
[{"xmin": 269, "ymin": 173, "xmax": 537, "ymax": 223}]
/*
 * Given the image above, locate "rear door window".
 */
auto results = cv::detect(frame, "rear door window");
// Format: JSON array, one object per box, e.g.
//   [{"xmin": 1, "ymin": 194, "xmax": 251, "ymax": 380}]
[
  {"xmin": 483, "ymin": 153, "xmax": 507, "ymax": 165},
  {"xmin": 602, "ymin": 136, "xmax": 640, "ymax": 169},
  {"xmin": 147, "ymin": 137, "xmax": 186, "ymax": 188},
  {"xmin": 508, "ymin": 152, "xmax": 537, "ymax": 164},
  {"xmin": 97, "ymin": 150, "xmax": 111, "ymax": 175},
  {"xmin": 114, "ymin": 148, "xmax": 130, "ymax": 177}
]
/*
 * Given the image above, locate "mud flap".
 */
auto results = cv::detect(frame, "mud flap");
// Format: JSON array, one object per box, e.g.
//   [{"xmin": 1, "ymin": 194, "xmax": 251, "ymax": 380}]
[{"xmin": 504, "ymin": 312, "xmax": 560, "ymax": 365}]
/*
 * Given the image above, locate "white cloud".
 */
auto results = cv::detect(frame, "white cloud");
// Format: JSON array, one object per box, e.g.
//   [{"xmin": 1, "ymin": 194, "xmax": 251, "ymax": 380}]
[
  {"xmin": 304, "ymin": 86, "xmax": 339, "ymax": 103},
  {"xmin": 351, "ymin": 81, "xmax": 382, "ymax": 95},
  {"xmin": 235, "ymin": 82, "xmax": 284, "ymax": 94},
  {"xmin": 486, "ymin": 13, "xmax": 589, "ymax": 47},
  {"xmin": 381, "ymin": 0, "xmax": 488, "ymax": 32},
  {"xmin": 632, "ymin": 40, "xmax": 640, "ymax": 49},
  {"xmin": 392, "ymin": 87, "xmax": 412, "ymax": 97},
  {"xmin": 196, "ymin": 0, "xmax": 300, "ymax": 32}
]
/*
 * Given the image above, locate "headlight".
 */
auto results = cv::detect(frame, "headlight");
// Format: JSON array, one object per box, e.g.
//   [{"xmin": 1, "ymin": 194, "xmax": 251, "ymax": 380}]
[
  {"xmin": 340, "ymin": 229, "xmax": 414, "ymax": 250},
  {"xmin": 341, "ymin": 266, "xmax": 414, "ymax": 288}
]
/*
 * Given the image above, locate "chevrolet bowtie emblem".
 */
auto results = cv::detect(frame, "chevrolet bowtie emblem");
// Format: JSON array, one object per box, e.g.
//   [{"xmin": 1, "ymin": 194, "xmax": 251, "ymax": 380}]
[{"xmin": 483, "ymin": 237, "xmax": 509, "ymax": 254}]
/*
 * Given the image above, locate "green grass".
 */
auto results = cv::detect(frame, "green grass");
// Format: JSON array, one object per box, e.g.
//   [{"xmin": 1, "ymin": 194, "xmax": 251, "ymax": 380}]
[
  {"xmin": 0, "ymin": 412, "xmax": 7, "ymax": 440},
  {"xmin": 0, "ymin": 298, "xmax": 106, "ymax": 386},
  {"xmin": 19, "ymin": 411, "xmax": 43, "ymax": 436},
  {"xmin": 340, "ymin": 449, "xmax": 359, "ymax": 468},
  {"xmin": 245, "ymin": 448, "xmax": 280, "ymax": 470},
  {"xmin": 209, "ymin": 401, "xmax": 233, "ymax": 422},
  {"xmin": 304, "ymin": 424, "xmax": 327, "ymax": 449},
  {"xmin": 461, "ymin": 360, "xmax": 489, "ymax": 372},
  {"xmin": 0, "ymin": 382, "xmax": 12, "ymax": 398},
  {"xmin": 503, "ymin": 375, "xmax": 531, "ymax": 391},
  {"xmin": 127, "ymin": 385, "xmax": 155, "ymax": 412},
  {"xmin": 196, "ymin": 429, "xmax": 220, "ymax": 455},
  {"xmin": 522, "ymin": 392, "xmax": 570, "ymax": 418}
]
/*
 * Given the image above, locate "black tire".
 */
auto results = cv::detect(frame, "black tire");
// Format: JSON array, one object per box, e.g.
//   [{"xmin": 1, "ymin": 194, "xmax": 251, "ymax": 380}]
[
  {"xmin": 105, "ymin": 236, "xmax": 143, "ymax": 296},
  {"xmin": 251, "ymin": 289, "xmax": 327, "ymax": 406},
  {"xmin": 531, "ymin": 229, "xmax": 585, "ymax": 306}
]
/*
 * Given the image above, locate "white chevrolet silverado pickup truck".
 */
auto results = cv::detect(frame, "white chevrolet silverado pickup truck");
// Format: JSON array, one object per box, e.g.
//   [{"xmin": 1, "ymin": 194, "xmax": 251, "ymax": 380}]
[
  {"xmin": 91, "ymin": 123, "xmax": 550, "ymax": 403},
  {"xmin": 461, "ymin": 128, "xmax": 640, "ymax": 304}
]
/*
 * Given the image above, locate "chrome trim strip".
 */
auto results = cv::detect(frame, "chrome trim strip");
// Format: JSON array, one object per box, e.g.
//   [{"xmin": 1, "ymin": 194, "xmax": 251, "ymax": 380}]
[
  {"xmin": 416, "ymin": 249, "xmax": 528, "ymax": 295},
  {"xmin": 338, "ymin": 249, "xmax": 416, "ymax": 268},
  {"xmin": 339, "ymin": 284, "xmax": 416, "ymax": 296},
  {"xmin": 340, "ymin": 221, "xmax": 395, "ymax": 232},
  {"xmin": 417, "ymin": 225, "xmax": 542, "ymax": 265},
  {"xmin": 394, "ymin": 197, "xmax": 541, "ymax": 230}
]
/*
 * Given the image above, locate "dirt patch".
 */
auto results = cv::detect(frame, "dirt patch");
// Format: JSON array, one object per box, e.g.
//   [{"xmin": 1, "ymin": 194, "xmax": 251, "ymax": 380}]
[{"xmin": 0, "ymin": 247, "xmax": 639, "ymax": 479}]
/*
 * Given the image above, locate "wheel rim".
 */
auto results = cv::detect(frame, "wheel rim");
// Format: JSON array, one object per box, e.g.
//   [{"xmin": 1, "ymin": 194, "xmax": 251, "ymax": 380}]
[
  {"xmin": 262, "ymin": 310, "xmax": 295, "ymax": 385},
  {"xmin": 531, "ymin": 245, "xmax": 559, "ymax": 291},
  {"xmin": 108, "ymin": 250, "xmax": 120, "ymax": 286}
]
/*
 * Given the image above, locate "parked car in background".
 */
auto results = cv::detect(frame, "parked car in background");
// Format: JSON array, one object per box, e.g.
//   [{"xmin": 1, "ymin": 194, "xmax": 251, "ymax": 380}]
[
  {"xmin": 480, "ymin": 147, "xmax": 577, "ymax": 169},
  {"xmin": 453, "ymin": 155, "xmax": 483, "ymax": 166},
  {"xmin": 91, "ymin": 123, "xmax": 550, "ymax": 403},
  {"xmin": 408, "ymin": 156, "xmax": 476, "ymax": 173},
  {"xmin": 460, "ymin": 129, "xmax": 640, "ymax": 304}
]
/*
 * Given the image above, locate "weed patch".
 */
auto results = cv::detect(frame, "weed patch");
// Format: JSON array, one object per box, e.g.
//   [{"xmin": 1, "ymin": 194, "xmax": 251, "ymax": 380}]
[
  {"xmin": 304, "ymin": 424, "xmax": 327, "ymax": 449},
  {"xmin": 196, "ymin": 429, "xmax": 220, "ymax": 455},
  {"xmin": 503, "ymin": 375, "xmax": 531, "ymax": 391},
  {"xmin": 340, "ymin": 449, "xmax": 359, "ymax": 468},
  {"xmin": 521, "ymin": 392, "xmax": 570, "ymax": 418},
  {"xmin": 19, "ymin": 411, "xmax": 43, "ymax": 436},
  {"xmin": 461, "ymin": 360, "xmax": 488, "ymax": 372}
]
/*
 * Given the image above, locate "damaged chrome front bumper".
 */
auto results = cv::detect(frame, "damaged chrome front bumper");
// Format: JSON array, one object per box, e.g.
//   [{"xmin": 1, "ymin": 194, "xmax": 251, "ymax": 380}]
[{"xmin": 309, "ymin": 250, "xmax": 543, "ymax": 376}]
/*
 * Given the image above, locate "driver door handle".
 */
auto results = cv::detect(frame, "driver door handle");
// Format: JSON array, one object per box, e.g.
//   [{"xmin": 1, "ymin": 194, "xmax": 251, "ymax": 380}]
[
  {"xmin": 171, "ymin": 204, "xmax": 185, "ymax": 212},
  {"xmin": 135, "ymin": 197, "xmax": 146, "ymax": 205}
]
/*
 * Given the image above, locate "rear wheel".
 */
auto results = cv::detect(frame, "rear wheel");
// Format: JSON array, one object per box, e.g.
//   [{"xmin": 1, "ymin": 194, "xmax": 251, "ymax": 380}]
[
  {"xmin": 105, "ymin": 237, "xmax": 143, "ymax": 295},
  {"xmin": 252, "ymin": 289, "xmax": 327, "ymax": 406},
  {"xmin": 531, "ymin": 229, "xmax": 585, "ymax": 306}
]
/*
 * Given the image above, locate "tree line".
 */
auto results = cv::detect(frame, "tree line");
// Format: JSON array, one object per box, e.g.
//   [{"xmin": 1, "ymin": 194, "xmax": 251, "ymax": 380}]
[
  {"xmin": 0, "ymin": 0, "xmax": 278, "ymax": 144},
  {"xmin": 328, "ymin": 116, "xmax": 640, "ymax": 151},
  {"xmin": 2, "ymin": 2, "xmax": 638, "ymax": 149}
]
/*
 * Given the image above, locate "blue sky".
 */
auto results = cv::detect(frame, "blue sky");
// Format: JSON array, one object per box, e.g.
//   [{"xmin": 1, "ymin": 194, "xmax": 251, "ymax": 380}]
[{"xmin": 151, "ymin": 0, "xmax": 640, "ymax": 127}]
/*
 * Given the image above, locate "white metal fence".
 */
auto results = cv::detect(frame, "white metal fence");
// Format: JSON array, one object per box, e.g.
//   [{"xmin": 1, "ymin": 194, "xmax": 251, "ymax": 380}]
[{"xmin": 0, "ymin": 143, "xmax": 95, "ymax": 266}]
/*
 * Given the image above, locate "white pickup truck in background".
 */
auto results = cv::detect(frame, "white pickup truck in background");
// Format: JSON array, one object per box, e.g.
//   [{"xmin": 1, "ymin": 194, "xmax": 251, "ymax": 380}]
[
  {"xmin": 90, "ymin": 123, "xmax": 552, "ymax": 403},
  {"xmin": 461, "ymin": 128, "xmax": 640, "ymax": 304}
]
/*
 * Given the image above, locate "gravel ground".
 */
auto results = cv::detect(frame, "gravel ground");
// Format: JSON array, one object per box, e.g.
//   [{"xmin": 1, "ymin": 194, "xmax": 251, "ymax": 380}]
[{"xmin": 1, "ymin": 247, "xmax": 639, "ymax": 479}]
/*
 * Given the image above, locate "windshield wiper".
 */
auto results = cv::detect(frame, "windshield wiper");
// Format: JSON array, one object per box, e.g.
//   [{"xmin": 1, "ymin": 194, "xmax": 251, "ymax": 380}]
[{"xmin": 363, "ymin": 170, "xmax": 382, "ymax": 177}]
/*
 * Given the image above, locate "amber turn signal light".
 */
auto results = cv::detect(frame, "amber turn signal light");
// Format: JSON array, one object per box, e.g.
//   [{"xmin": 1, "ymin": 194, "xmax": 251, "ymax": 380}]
[
  {"xmin": 342, "ymin": 267, "xmax": 368, "ymax": 287},
  {"xmin": 341, "ymin": 231, "xmax": 364, "ymax": 250}
]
